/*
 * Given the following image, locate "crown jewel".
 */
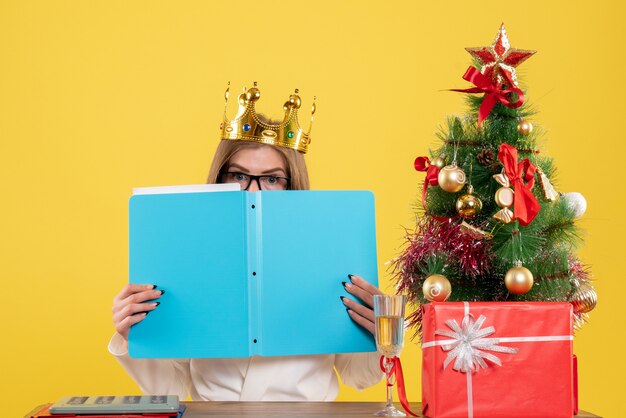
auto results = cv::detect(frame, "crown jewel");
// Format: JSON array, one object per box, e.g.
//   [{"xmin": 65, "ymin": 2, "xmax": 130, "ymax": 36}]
[{"xmin": 220, "ymin": 82, "xmax": 315, "ymax": 153}]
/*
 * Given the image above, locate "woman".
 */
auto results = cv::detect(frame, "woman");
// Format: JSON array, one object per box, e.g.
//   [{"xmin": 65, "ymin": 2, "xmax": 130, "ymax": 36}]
[{"xmin": 110, "ymin": 86, "xmax": 384, "ymax": 401}]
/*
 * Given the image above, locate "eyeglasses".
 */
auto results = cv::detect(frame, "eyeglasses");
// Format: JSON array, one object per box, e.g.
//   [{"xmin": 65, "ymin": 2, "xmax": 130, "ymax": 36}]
[{"xmin": 219, "ymin": 171, "xmax": 290, "ymax": 191}]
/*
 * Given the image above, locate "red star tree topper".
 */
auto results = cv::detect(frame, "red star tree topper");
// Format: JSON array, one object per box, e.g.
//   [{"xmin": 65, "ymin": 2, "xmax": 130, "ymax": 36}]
[{"xmin": 465, "ymin": 23, "xmax": 536, "ymax": 87}]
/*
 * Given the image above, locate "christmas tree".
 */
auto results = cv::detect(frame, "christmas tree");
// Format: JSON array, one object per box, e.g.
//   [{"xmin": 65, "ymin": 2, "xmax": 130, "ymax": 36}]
[{"xmin": 394, "ymin": 24, "xmax": 597, "ymax": 336}]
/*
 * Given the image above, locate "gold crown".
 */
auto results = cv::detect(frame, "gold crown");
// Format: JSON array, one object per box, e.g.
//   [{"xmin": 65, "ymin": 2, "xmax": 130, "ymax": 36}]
[{"xmin": 220, "ymin": 82, "xmax": 316, "ymax": 154}]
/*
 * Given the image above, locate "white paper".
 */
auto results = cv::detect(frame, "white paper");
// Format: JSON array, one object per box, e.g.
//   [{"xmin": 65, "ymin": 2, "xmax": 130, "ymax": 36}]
[{"xmin": 132, "ymin": 183, "xmax": 241, "ymax": 195}]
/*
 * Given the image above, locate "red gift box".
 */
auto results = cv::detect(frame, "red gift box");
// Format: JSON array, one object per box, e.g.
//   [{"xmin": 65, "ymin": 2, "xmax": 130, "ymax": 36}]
[{"xmin": 421, "ymin": 302, "xmax": 574, "ymax": 418}]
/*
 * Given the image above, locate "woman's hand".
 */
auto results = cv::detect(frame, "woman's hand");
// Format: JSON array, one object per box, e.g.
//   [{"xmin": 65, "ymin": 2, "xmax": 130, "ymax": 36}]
[
  {"xmin": 341, "ymin": 274, "xmax": 384, "ymax": 335},
  {"xmin": 112, "ymin": 284, "xmax": 163, "ymax": 341}
]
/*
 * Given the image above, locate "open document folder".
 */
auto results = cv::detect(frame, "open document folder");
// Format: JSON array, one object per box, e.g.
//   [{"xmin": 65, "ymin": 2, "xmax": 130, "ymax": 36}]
[{"xmin": 128, "ymin": 185, "xmax": 379, "ymax": 358}]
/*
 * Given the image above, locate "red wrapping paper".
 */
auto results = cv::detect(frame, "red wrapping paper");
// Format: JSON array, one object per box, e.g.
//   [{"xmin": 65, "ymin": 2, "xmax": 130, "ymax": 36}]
[{"xmin": 421, "ymin": 302, "xmax": 574, "ymax": 418}]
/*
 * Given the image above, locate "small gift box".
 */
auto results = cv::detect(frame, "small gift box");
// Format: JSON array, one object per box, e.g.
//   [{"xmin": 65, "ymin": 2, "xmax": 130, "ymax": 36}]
[{"xmin": 421, "ymin": 302, "xmax": 574, "ymax": 418}]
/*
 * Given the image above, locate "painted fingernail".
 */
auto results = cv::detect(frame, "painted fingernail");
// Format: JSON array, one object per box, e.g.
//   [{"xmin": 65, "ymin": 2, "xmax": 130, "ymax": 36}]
[
  {"xmin": 152, "ymin": 284, "xmax": 158, "ymax": 289},
  {"xmin": 154, "ymin": 302, "xmax": 160, "ymax": 307},
  {"xmin": 339, "ymin": 296, "xmax": 345, "ymax": 302},
  {"xmin": 160, "ymin": 290, "xmax": 165, "ymax": 295}
]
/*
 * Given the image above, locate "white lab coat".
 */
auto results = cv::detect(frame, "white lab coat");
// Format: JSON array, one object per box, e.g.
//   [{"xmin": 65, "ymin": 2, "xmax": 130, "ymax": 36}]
[{"xmin": 109, "ymin": 333, "xmax": 383, "ymax": 401}]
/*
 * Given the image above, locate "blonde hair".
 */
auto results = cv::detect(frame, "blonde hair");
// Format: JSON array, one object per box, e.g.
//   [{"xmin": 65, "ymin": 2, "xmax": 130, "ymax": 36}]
[
  {"xmin": 207, "ymin": 140, "xmax": 310, "ymax": 190},
  {"xmin": 208, "ymin": 113, "xmax": 310, "ymax": 190}
]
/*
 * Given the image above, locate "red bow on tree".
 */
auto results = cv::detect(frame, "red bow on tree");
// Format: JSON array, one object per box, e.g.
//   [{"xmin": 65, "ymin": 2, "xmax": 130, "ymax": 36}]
[
  {"xmin": 414, "ymin": 156, "xmax": 439, "ymax": 209},
  {"xmin": 498, "ymin": 143, "xmax": 540, "ymax": 226},
  {"xmin": 451, "ymin": 66, "xmax": 525, "ymax": 127}
]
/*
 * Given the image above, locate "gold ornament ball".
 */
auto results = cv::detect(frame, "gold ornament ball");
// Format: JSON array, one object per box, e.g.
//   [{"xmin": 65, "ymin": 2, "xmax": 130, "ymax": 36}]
[
  {"xmin": 431, "ymin": 156, "xmax": 446, "ymax": 169},
  {"xmin": 570, "ymin": 283, "xmax": 598, "ymax": 314},
  {"xmin": 505, "ymin": 265, "xmax": 534, "ymax": 294},
  {"xmin": 517, "ymin": 120, "xmax": 533, "ymax": 135},
  {"xmin": 438, "ymin": 164, "xmax": 466, "ymax": 193},
  {"xmin": 423, "ymin": 274, "xmax": 452, "ymax": 302},
  {"xmin": 456, "ymin": 193, "xmax": 483, "ymax": 218}
]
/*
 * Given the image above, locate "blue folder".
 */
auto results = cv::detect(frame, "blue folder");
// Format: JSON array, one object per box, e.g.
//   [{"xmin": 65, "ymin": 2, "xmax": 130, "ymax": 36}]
[{"xmin": 128, "ymin": 190, "xmax": 378, "ymax": 358}]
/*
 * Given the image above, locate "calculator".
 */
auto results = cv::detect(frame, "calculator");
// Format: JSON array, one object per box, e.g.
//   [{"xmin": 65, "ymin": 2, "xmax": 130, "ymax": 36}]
[{"xmin": 49, "ymin": 395, "xmax": 179, "ymax": 414}]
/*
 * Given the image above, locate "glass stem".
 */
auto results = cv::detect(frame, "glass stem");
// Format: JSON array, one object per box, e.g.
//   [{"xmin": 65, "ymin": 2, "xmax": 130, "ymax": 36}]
[{"xmin": 385, "ymin": 359, "xmax": 394, "ymax": 409}]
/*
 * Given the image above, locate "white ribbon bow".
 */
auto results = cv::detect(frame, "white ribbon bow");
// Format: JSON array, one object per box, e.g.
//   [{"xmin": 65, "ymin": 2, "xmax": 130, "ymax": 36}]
[{"xmin": 435, "ymin": 314, "xmax": 519, "ymax": 373}]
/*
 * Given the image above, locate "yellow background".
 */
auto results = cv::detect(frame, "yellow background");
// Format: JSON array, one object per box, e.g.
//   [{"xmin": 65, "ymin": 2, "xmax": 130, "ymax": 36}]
[{"xmin": 1, "ymin": 1, "xmax": 623, "ymax": 417}]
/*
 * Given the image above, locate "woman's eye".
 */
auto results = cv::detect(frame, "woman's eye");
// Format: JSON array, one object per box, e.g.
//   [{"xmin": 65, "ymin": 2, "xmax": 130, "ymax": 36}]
[
  {"xmin": 265, "ymin": 176, "xmax": 278, "ymax": 184},
  {"xmin": 234, "ymin": 173, "xmax": 248, "ymax": 181}
]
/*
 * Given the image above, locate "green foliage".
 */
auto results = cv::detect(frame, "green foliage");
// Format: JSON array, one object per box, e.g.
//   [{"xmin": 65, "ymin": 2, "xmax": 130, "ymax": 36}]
[
  {"xmin": 491, "ymin": 221, "xmax": 546, "ymax": 265},
  {"xmin": 536, "ymin": 199, "xmax": 582, "ymax": 249}
]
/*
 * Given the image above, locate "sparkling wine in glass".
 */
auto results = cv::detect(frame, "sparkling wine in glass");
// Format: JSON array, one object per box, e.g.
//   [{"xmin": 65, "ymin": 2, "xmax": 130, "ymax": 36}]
[{"xmin": 373, "ymin": 294, "xmax": 407, "ymax": 417}]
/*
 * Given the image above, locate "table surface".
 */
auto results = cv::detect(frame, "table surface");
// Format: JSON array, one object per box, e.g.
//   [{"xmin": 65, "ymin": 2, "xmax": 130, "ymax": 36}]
[
  {"xmin": 177, "ymin": 401, "xmax": 601, "ymax": 418},
  {"xmin": 25, "ymin": 401, "xmax": 601, "ymax": 418}
]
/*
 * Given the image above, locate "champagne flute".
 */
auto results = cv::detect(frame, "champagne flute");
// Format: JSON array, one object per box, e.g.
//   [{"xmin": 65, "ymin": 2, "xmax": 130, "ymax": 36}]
[{"xmin": 373, "ymin": 294, "xmax": 407, "ymax": 417}]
